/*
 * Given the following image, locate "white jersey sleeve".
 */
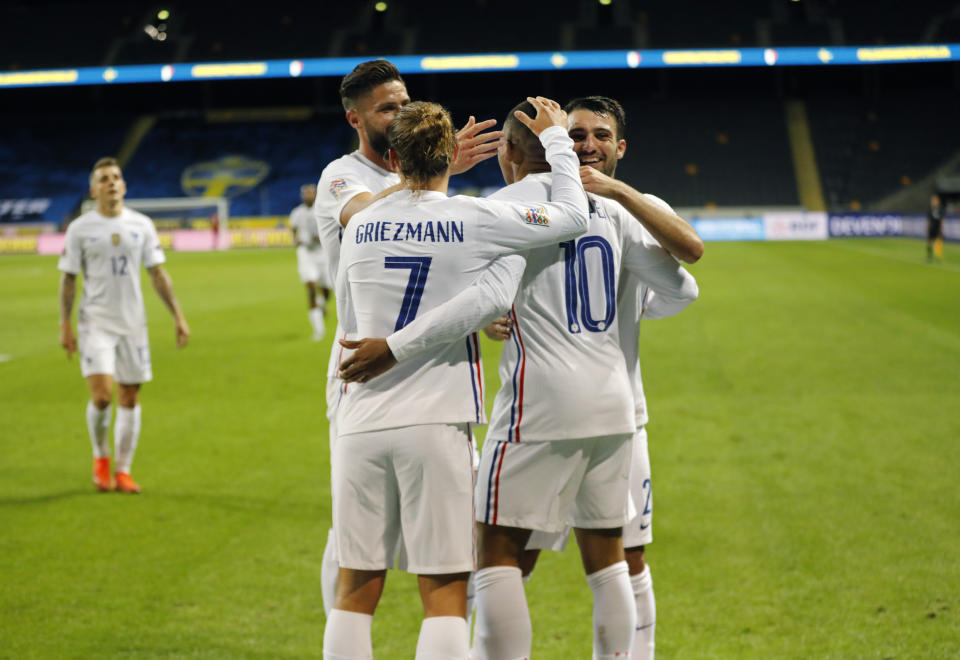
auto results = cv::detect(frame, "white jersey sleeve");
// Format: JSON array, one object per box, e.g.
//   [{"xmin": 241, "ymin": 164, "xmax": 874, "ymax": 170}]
[
  {"xmin": 614, "ymin": 201, "xmax": 699, "ymax": 308},
  {"xmin": 141, "ymin": 214, "xmax": 166, "ymax": 269},
  {"xmin": 470, "ymin": 126, "xmax": 588, "ymax": 259},
  {"xmin": 58, "ymin": 221, "xmax": 83, "ymax": 274},
  {"xmin": 386, "ymin": 254, "xmax": 525, "ymax": 363}
]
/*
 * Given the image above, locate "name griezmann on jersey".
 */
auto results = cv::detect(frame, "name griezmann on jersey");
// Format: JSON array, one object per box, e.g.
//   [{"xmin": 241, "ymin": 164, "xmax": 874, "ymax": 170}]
[{"xmin": 353, "ymin": 220, "xmax": 465, "ymax": 244}]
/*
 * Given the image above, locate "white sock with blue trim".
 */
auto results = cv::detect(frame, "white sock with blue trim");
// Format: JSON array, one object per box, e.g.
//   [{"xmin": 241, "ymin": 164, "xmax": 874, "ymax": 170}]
[
  {"xmin": 587, "ymin": 561, "xmax": 635, "ymax": 660},
  {"xmin": 631, "ymin": 565, "xmax": 656, "ymax": 660},
  {"xmin": 323, "ymin": 609, "xmax": 372, "ymax": 659},
  {"xmin": 471, "ymin": 566, "xmax": 530, "ymax": 660},
  {"xmin": 415, "ymin": 616, "xmax": 468, "ymax": 659}
]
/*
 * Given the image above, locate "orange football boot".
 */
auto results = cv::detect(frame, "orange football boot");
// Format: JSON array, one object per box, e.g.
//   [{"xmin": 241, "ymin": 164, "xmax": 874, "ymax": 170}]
[
  {"xmin": 114, "ymin": 472, "xmax": 141, "ymax": 494},
  {"xmin": 93, "ymin": 457, "xmax": 112, "ymax": 492}
]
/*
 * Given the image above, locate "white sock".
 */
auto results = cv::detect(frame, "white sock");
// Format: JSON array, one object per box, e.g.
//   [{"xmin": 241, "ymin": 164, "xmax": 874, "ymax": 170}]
[
  {"xmin": 113, "ymin": 404, "xmax": 141, "ymax": 474},
  {"xmin": 321, "ymin": 527, "xmax": 340, "ymax": 616},
  {"xmin": 631, "ymin": 565, "xmax": 656, "ymax": 660},
  {"xmin": 310, "ymin": 308, "xmax": 325, "ymax": 338},
  {"xmin": 415, "ymin": 616, "xmax": 468, "ymax": 659},
  {"xmin": 323, "ymin": 609, "xmax": 372, "ymax": 660},
  {"xmin": 86, "ymin": 400, "xmax": 111, "ymax": 458},
  {"xmin": 471, "ymin": 566, "xmax": 531, "ymax": 660},
  {"xmin": 586, "ymin": 561, "xmax": 636, "ymax": 660}
]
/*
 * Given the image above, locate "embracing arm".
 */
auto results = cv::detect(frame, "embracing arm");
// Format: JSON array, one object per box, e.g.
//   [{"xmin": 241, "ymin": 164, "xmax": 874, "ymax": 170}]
[
  {"xmin": 581, "ymin": 168, "xmax": 703, "ymax": 264},
  {"xmin": 338, "ymin": 183, "xmax": 405, "ymax": 227},
  {"xmin": 338, "ymin": 255, "xmax": 525, "ymax": 383},
  {"xmin": 148, "ymin": 265, "xmax": 190, "ymax": 348},
  {"xmin": 59, "ymin": 272, "xmax": 77, "ymax": 357}
]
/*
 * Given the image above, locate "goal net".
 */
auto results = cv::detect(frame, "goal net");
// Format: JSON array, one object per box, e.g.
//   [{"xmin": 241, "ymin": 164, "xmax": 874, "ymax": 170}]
[{"xmin": 80, "ymin": 197, "xmax": 229, "ymax": 231}]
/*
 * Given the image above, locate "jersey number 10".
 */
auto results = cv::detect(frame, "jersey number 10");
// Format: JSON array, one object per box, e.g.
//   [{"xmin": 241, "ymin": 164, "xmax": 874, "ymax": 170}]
[{"xmin": 559, "ymin": 236, "xmax": 616, "ymax": 334}]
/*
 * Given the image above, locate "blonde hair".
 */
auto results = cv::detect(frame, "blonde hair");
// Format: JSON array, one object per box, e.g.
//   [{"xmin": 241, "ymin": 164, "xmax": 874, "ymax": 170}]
[
  {"xmin": 388, "ymin": 101, "xmax": 455, "ymax": 190},
  {"xmin": 89, "ymin": 156, "xmax": 121, "ymax": 187}
]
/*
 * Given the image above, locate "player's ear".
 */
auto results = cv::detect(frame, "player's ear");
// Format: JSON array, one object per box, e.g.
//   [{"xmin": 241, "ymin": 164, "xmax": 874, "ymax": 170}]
[
  {"xmin": 346, "ymin": 108, "xmax": 361, "ymax": 130},
  {"xmin": 617, "ymin": 139, "xmax": 627, "ymax": 160},
  {"xmin": 387, "ymin": 148, "xmax": 400, "ymax": 171},
  {"xmin": 505, "ymin": 140, "xmax": 523, "ymax": 165}
]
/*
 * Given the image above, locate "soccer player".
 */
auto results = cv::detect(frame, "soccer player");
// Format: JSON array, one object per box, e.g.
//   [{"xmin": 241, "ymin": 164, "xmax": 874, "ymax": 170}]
[
  {"xmin": 466, "ymin": 99, "xmax": 699, "ymax": 660},
  {"xmin": 521, "ymin": 95, "xmax": 705, "ymax": 659},
  {"xmin": 927, "ymin": 193, "xmax": 944, "ymax": 262},
  {"xmin": 290, "ymin": 183, "xmax": 329, "ymax": 340},
  {"xmin": 323, "ymin": 97, "xmax": 588, "ymax": 660},
  {"xmin": 313, "ymin": 59, "xmax": 503, "ymax": 618},
  {"xmin": 58, "ymin": 157, "xmax": 190, "ymax": 494}
]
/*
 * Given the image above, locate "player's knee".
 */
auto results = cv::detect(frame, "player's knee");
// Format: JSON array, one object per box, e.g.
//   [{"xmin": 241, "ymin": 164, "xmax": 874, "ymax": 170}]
[
  {"xmin": 117, "ymin": 385, "xmax": 140, "ymax": 408},
  {"xmin": 477, "ymin": 523, "xmax": 529, "ymax": 569},
  {"xmin": 92, "ymin": 395, "xmax": 112, "ymax": 410},
  {"xmin": 625, "ymin": 546, "xmax": 646, "ymax": 575}
]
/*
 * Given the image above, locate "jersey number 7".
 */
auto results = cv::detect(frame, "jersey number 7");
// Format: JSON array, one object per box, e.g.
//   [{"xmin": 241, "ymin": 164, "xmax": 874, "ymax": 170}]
[{"xmin": 385, "ymin": 256, "xmax": 432, "ymax": 331}]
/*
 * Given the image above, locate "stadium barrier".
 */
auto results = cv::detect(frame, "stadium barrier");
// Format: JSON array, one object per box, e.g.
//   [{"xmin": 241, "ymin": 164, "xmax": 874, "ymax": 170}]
[{"xmin": 4, "ymin": 214, "xmax": 957, "ymax": 256}]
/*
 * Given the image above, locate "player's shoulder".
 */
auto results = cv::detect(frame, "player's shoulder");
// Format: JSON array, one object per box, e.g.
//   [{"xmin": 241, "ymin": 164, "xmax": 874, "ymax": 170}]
[
  {"xmin": 642, "ymin": 192, "xmax": 675, "ymax": 214},
  {"xmin": 488, "ymin": 176, "xmax": 551, "ymax": 203},
  {"xmin": 122, "ymin": 207, "xmax": 155, "ymax": 226}
]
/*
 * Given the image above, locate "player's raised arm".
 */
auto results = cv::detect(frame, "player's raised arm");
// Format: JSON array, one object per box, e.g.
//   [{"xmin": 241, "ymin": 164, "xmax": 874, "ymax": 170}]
[
  {"xmin": 583, "ymin": 169, "xmax": 704, "ymax": 264},
  {"xmin": 618, "ymin": 213, "xmax": 699, "ymax": 312},
  {"xmin": 450, "ymin": 115, "xmax": 503, "ymax": 175}
]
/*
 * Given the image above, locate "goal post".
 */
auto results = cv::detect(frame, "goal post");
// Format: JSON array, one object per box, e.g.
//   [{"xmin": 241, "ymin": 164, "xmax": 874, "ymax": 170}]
[{"xmin": 80, "ymin": 197, "xmax": 229, "ymax": 230}]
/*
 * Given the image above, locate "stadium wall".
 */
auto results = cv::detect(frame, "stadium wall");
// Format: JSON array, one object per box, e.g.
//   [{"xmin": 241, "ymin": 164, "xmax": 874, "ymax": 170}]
[{"xmin": 5, "ymin": 213, "xmax": 957, "ymax": 256}]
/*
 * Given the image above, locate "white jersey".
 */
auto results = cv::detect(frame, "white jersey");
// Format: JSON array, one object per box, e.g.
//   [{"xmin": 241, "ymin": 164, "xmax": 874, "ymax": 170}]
[
  {"xmin": 314, "ymin": 151, "xmax": 401, "ymax": 410},
  {"xmin": 485, "ymin": 176, "xmax": 698, "ymax": 443},
  {"xmin": 335, "ymin": 125, "xmax": 589, "ymax": 436},
  {"xmin": 290, "ymin": 203, "xmax": 321, "ymax": 247},
  {"xmin": 57, "ymin": 208, "xmax": 165, "ymax": 335},
  {"xmin": 617, "ymin": 194, "xmax": 688, "ymax": 427}
]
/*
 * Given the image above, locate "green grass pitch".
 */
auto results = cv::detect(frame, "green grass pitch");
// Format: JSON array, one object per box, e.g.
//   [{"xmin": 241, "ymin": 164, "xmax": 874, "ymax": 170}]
[{"xmin": 1, "ymin": 238, "xmax": 958, "ymax": 658}]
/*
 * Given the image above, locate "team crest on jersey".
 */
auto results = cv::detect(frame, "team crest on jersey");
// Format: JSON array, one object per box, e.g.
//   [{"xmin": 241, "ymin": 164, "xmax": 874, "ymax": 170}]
[
  {"xmin": 524, "ymin": 206, "xmax": 549, "ymax": 226},
  {"xmin": 329, "ymin": 178, "xmax": 348, "ymax": 199},
  {"xmin": 111, "ymin": 233, "xmax": 121, "ymax": 246}
]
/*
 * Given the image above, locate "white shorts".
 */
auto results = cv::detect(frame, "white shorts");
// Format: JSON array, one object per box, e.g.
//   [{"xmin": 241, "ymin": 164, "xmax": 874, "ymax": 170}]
[
  {"xmin": 78, "ymin": 324, "xmax": 152, "ymax": 384},
  {"xmin": 623, "ymin": 426, "xmax": 653, "ymax": 548},
  {"xmin": 476, "ymin": 433, "xmax": 632, "ymax": 533},
  {"xmin": 525, "ymin": 426, "xmax": 652, "ymax": 551},
  {"xmin": 296, "ymin": 245, "xmax": 331, "ymax": 287},
  {"xmin": 332, "ymin": 423, "xmax": 475, "ymax": 574}
]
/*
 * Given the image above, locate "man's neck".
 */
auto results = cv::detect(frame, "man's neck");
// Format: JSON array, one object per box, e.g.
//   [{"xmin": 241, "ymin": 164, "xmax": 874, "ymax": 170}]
[
  {"xmin": 359, "ymin": 143, "xmax": 394, "ymax": 172},
  {"xmin": 406, "ymin": 173, "xmax": 449, "ymax": 195},
  {"xmin": 514, "ymin": 160, "xmax": 551, "ymax": 182},
  {"xmin": 97, "ymin": 201, "xmax": 123, "ymax": 218}
]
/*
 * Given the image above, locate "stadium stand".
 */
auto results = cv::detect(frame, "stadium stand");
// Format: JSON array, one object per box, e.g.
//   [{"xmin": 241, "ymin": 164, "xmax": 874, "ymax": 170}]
[
  {"xmin": 807, "ymin": 89, "xmax": 960, "ymax": 209},
  {"xmin": 0, "ymin": 116, "xmax": 128, "ymax": 225},
  {"xmin": 121, "ymin": 114, "xmax": 355, "ymax": 217},
  {"xmin": 613, "ymin": 93, "xmax": 799, "ymax": 208}
]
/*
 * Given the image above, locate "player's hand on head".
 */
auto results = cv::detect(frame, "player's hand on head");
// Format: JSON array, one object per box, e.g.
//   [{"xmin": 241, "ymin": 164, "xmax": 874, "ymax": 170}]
[
  {"xmin": 514, "ymin": 96, "xmax": 567, "ymax": 136},
  {"xmin": 60, "ymin": 324, "xmax": 77, "ymax": 358},
  {"xmin": 338, "ymin": 337, "xmax": 398, "ymax": 383},
  {"xmin": 482, "ymin": 315, "xmax": 513, "ymax": 341},
  {"xmin": 579, "ymin": 165, "xmax": 620, "ymax": 197},
  {"xmin": 451, "ymin": 116, "xmax": 504, "ymax": 175},
  {"xmin": 175, "ymin": 317, "xmax": 190, "ymax": 348}
]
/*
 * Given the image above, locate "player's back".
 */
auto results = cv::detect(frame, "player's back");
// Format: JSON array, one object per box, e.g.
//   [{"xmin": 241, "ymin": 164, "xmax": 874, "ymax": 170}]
[
  {"xmin": 336, "ymin": 190, "xmax": 497, "ymax": 436},
  {"xmin": 487, "ymin": 175, "xmax": 636, "ymax": 443},
  {"xmin": 337, "ymin": 181, "xmax": 590, "ymax": 436}
]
